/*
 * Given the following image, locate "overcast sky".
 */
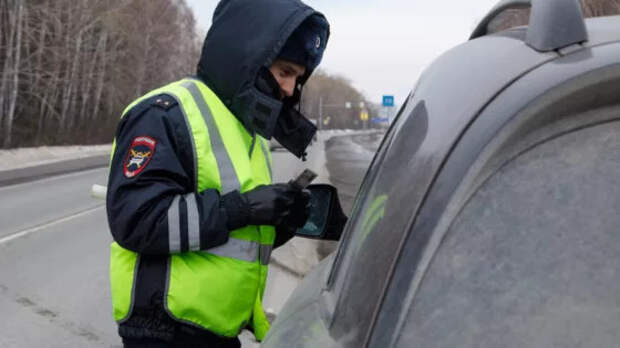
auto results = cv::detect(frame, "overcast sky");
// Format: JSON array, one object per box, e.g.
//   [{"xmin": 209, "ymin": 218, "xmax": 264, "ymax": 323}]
[{"xmin": 185, "ymin": 0, "xmax": 499, "ymax": 105}]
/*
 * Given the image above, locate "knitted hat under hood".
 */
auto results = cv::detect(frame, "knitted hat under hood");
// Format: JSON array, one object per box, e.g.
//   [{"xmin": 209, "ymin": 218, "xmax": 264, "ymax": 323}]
[{"xmin": 197, "ymin": 0, "xmax": 330, "ymax": 158}]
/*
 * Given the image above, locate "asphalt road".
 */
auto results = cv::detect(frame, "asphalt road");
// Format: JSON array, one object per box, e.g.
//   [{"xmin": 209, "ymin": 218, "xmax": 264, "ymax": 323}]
[
  {"xmin": 0, "ymin": 168, "xmax": 116, "ymax": 347},
  {"xmin": 0, "ymin": 131, "xmax": 382, "ymax": 347},
  {"xmin": 325, "ymin": 132, "xmax": 384, "ymax": 213}
]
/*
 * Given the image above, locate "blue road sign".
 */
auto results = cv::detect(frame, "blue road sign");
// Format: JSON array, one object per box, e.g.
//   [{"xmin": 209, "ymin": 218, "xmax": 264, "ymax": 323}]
[
  {"xmin": 382, "ymin": 95, "xmax": 394, "ymax": 107},
  {"xmin": 371, "ymin": 117, "xmax": 390, "ymax": 124}
]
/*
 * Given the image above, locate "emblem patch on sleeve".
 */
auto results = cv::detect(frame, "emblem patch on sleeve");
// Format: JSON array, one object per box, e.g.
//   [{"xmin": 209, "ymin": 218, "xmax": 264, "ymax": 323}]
[{"xmin": 124, "ymin": 136, "xmax": 157, "ymax": 178}]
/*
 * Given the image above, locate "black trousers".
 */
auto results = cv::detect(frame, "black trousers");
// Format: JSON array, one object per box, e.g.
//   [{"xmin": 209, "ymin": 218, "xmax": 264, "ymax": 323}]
[{"xmin": 122, "ymin": 336, "xmax": 242, "ymax": 348}]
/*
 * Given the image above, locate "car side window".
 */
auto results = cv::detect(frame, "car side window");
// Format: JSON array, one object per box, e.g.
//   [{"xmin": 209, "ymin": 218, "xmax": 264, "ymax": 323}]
[
  {"xmin": 326, "ymin": 99, "xmax": 429, "ymax": 346},
  {"xmin": 395, "ymin": 121, "xmax": 620, "ymax": 347}
]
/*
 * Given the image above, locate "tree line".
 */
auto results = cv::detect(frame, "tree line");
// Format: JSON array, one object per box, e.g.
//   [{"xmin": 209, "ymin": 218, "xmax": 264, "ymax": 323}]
[
  {"xmin": 3, "ymin": 0, "xmax": 616, "ymax": 149},
  {"xmin": 0, "ymin": 0, "xmax": 200, "ymax": 149},
  {"xmin": 0, "ymin": 0, "xmax": 378, "ymax": 149},
  {"xmin": 302, "ymin": 70, "xmax": 380, "ymax": 130}
]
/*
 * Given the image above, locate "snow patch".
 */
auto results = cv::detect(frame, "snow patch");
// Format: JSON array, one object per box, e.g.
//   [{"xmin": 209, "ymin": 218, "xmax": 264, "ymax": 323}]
[{"xmin": 0, "ymin": 144, "xmax": 112, "ymax": 171}]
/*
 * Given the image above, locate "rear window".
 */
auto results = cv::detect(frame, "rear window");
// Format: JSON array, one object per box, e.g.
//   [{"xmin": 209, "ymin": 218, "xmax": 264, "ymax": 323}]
[
  {"xmin": 484, "ymin": 3, "xmax": 620, "ymax": 37},
  {"xmin": 397, "ymin": 121, "xmax": 620, "ymax": 347},
  {"xmin": 486, "ymin": 8, "xmax": 530, "ymax": 35}
]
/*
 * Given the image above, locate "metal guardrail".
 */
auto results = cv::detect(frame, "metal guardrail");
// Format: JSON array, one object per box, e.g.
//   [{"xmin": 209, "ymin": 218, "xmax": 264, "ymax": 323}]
[{"xmin": 470, "ymin": 0, "xmax": 588, "ymax": 52}]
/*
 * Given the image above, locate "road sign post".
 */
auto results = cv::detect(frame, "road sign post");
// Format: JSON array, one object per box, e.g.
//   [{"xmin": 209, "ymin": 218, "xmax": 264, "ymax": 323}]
[{"xmin": 382, "ymin": 95, "xmax": 395, "ymax": 126}]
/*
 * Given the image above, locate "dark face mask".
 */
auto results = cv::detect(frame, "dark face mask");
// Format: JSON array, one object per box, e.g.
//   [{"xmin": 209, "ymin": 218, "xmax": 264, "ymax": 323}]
[
  {"xmin": 274, "ymin": 102, "xmax": 317, "ymax": 160},
  {"xmin": 234, "ymin": 68, "xmax": 282, "ymax": 141},
  {"xmin": 254, "ymin": 67, "xmax": 317, "ymax": 160}
]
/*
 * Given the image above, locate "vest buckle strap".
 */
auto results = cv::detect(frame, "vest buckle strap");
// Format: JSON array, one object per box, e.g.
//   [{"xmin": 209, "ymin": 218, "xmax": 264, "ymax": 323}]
[
  {"xmin": 259, "ymin": 139, "xmax": 273, "ymax": 181},
  {"xmin": 260, "ymin": 244, "xmax": 273, "ymax": 265}
]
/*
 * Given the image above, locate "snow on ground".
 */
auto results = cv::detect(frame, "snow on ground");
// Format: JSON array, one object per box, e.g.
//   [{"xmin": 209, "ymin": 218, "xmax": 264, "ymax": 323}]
[
  {"xmin": 0, "ymin": 144, "xmax": 112, "ymax": 171},
  {"xmin": 0, "ymin": 130, "xmax": 380, "ymax": 172}
]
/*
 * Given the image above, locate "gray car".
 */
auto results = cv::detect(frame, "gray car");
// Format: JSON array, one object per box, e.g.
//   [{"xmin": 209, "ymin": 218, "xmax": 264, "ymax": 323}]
[{"xmin": 262, "ymin": 1, "xmax": 620, "ymax": 347}]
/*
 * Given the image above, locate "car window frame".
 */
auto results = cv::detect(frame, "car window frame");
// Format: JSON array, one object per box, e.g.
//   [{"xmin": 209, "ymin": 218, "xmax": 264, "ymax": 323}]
[{"xmin": 325, "ymin": 93, "xmax": 411, "ymax": 291}]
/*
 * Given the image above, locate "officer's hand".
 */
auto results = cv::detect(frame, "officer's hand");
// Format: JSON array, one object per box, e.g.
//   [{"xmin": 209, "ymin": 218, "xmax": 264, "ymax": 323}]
[
  {"xmin": 282, "ymin": 188, "xmax": 311, "ymax": 228},
  {"xmin": 273, "ymin": 224, "xmax": 296, "ymax": 249},
  {"xmin": 272, "ymin": 189, "xmax": 310, "ymax": 248},
  {"xmin": 241, "ymin": 184, "xmax": 304, "ymax": 226}
]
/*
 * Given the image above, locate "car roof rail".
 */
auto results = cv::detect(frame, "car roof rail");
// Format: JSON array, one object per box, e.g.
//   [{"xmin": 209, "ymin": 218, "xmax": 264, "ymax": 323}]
[{"xmin": 469, "ymin": 0, "xmax": 588, "ymax": 52}]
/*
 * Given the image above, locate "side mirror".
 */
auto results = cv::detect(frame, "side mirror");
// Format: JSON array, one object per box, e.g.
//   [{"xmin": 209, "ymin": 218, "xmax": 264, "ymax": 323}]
[{"xmin": 295, "ymin": 184, "xmax": 348, "ymax": 241}]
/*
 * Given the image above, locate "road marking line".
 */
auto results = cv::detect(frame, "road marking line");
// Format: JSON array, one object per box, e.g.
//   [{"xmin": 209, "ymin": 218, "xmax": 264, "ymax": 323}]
[{"xmin": 0, "ymin": 205, "xmax": 105, "ymax": 245}]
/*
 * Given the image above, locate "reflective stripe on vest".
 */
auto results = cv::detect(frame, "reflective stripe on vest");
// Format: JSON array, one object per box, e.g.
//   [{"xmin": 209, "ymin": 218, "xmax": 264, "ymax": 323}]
[
  {"xmin": 206, "ymin": 239, "xmax": 273, "ymax": 265},
  {"xmin": 167, "ymin": 193, "xmax": 201, "ymax": 253},
  {"xmin": 259, "ymin": 139, "xmax": 273, "ymax": 181},
  {"xmin": 173, "ymin": 79, "xmax": 272, "ymax": 264},
  {"xmin": 181, "ymin": 80, "xmax": 240, "ymax": 194},
  {"xmin": 168, "ymin": 195, "xmax": 182, "ymax": 252}
]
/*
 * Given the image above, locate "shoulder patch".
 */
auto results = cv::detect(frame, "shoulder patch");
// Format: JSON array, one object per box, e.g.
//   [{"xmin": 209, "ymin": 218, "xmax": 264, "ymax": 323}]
[
  {"xmin": 124, "ymin": 136, "xmax": 157, "ymax": 178},
  {"xmin": 151, "ymin": 94, "xmax": 178, "ymax": 111}
]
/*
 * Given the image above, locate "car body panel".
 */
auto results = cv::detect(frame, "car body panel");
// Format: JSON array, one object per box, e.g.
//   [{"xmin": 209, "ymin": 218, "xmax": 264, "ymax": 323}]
[
  {"xmin": 262, "ymin": 256, "xmax": 339, "ymax": 348},
  {"xmin": 323, "ymin": 30, "xmax": 560, "ymax": 348},
  {"xmin": 581, "ymin": 15, "xmax": 620, "ymax": 48},
  {"xmin": 328, "ymin": 31, "xmax": 559, "ymax": 347},
  {"xmin": 263, "ymin": 32, "xmax": 558, "ymax": 348}
]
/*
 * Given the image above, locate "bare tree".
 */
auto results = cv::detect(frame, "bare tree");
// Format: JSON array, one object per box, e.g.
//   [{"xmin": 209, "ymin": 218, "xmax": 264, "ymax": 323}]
[
  {"xmin": 582, "ymin": 0, "xmax": 620, "ymax": 16},
  {"xmin": 0, "ymin": 0, "xmax": 24, "ymax": 148},
  {"xmin": 0, "ymin": 0, "xmax": 201, "ymax": 148},
  {"xmin": 301, "ymin": 70, "xmax": 376, "ymax": 130}
]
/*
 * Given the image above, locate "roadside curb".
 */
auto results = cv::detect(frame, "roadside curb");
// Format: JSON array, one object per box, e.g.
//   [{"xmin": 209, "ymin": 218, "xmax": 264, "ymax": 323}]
[
  {"xmin": 269, "ymin": 258, "xmax": 305, "ymax": 279},
  {"xmin": 0, "ymin": 155, "xmax": 110, "ymax": 187}
]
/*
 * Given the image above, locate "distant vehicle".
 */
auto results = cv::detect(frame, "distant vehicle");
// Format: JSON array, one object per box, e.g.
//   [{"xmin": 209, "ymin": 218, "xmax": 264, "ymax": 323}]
[{"xmin": 262, "ymin": 1, "xmax": 620, "ymax": 347}]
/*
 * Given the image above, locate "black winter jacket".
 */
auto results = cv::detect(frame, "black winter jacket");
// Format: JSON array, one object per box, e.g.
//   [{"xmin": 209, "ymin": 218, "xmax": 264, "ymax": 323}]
[{"xmin": 107, "ymin": 0, "xmax": 327, "ymax": 342}]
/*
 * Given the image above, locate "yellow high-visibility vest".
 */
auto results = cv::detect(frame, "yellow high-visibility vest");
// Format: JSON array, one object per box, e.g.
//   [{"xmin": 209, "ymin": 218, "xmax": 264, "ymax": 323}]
[{"xmin": 109, "ymin": 78, "xmax": 274, "ymax": 341}]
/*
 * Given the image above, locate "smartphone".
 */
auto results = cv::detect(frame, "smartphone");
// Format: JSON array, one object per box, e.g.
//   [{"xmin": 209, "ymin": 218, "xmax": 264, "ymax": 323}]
[{"xmin": 289, "ymin": 169, "xmax": 317, "ymax": 190}]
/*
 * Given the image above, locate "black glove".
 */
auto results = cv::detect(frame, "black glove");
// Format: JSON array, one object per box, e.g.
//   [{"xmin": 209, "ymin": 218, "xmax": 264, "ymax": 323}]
[
  {"xmin": 220, "ymin": 184, "xmax": 309, "ymax": 230},
  {"xmin": 281, "ymin": 188, "xmax": 311, "ymax": 228},
  {"xmin": 273, "ymin": 190, "xmax": 311, "ymax": 248},
  {"xmin": 273, "ymin": 225, "xmax": 296, "ymax": 249}
]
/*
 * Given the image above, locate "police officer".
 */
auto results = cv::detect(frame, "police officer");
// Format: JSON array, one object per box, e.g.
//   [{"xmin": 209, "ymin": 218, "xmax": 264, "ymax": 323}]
[{"xmin": 106, "ymin": 0, "xmax": 331, "ymax": 347}]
